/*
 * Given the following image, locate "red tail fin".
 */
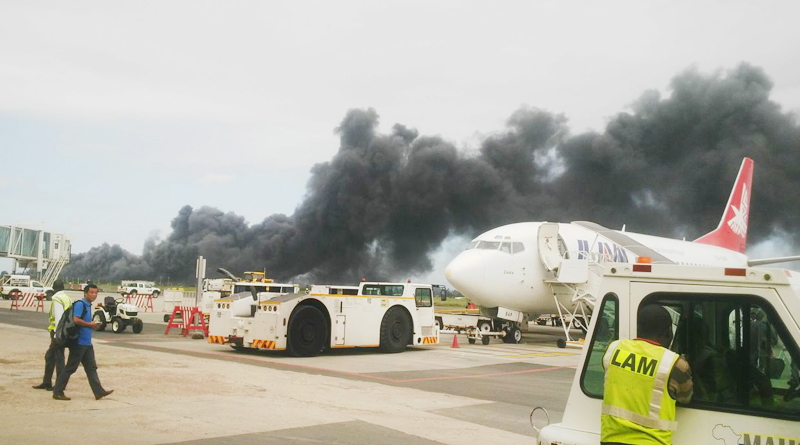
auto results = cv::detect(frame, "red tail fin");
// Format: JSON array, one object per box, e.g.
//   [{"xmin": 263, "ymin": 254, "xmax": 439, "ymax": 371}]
[{"xmin": 694, "ymin": 158, "xmax": 754, "ymax": 253}]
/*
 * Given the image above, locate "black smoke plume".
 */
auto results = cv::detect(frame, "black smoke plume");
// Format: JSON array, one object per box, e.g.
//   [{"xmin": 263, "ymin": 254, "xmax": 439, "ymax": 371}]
[{"xmin": 63, "ymin": 63, "xmax": 800, "ymax": 284}]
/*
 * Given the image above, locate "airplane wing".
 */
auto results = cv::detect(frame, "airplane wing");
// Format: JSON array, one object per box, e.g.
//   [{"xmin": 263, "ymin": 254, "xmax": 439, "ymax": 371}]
[
  {"xmin": 572, "ymin": 221, "xmax": 675, "ymax": 264},
  {"xmin": 747, "ymin": 256, "xmax": 800, "ymax": 267}
]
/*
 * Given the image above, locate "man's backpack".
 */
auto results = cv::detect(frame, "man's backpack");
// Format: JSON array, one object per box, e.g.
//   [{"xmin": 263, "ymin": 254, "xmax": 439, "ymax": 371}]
[{"xmin": 53, "ymin": 301, "xmax": 82, "ymax": 346}]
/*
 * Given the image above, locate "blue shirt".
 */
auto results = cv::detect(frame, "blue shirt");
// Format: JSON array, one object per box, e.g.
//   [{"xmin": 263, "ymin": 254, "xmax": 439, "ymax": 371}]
[{"xmin": 73, "ymin": 299, "xmax": 93, "ymax": 346}]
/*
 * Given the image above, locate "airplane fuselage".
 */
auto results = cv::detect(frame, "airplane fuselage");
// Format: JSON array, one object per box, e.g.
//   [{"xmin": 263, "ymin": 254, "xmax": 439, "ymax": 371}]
[{"xmin": 445, "ymin": 221, "xmax": 749, "ymax": 316}]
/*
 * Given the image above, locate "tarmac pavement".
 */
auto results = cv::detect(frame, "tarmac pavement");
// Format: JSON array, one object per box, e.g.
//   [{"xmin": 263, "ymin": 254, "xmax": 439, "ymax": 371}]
[{"xmin": 0, "ymin": 298, "xmax": 581, "ymax": 445}]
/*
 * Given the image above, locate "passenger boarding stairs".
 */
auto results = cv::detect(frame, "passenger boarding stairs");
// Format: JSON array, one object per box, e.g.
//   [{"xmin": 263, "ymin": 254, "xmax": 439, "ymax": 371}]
[
  {"xmin": 538, "ymin": 223, "xmax": 604, "ymax": 346},
  {"xmin": 41, "ymin": 255, "xmax": 69, "ymax": 287},
  {"xmin": 537, "ymin": 222, "xmax": 675, "ymax": 347}
]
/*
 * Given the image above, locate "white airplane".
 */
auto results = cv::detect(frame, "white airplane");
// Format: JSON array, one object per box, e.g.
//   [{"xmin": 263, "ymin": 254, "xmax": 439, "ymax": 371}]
[{"xmin": 444, "ymin": 157, "xmax": 799, "ymax": 344}]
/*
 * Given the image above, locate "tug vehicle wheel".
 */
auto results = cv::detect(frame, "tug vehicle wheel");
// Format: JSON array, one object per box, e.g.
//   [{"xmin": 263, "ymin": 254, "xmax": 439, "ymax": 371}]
[
  {"xmin": 132, "ymin": 318, "xmax": 143, "ymax": 334},
  {"xmin": 111, "ymin": 319, "xmax": 125, "ymax": 333},
  {"xmin": 287, "ymin": 305, "xmax": 327, "ymax": 357},
  {"xmin": 379, "ymin": 306, "xmax": 412, "ymax": 353},
  {"xmin": 468, "ymin": 338, "xmax": 476, "ymax": 344},
  {"xmin": 93, "ymin": 312, "xmax": 106, "ymax": 331},
  {"xmin": 482, "ymin": 336, "xmax": 491, "ymax": 345}
]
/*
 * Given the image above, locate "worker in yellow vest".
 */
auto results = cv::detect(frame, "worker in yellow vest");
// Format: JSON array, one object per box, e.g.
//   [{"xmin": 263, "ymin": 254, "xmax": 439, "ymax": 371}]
[
  {"xmin": 601, "ymin": 305, "xmax": 693, "ymax": 445},
  {"xmin": 32, "ymin": 280, "xmax": 72, "ymax": 391}
]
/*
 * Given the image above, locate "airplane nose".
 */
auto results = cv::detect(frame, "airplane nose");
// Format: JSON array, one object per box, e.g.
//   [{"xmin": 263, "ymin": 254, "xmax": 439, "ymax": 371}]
[{"xmin": 445, "ymin": 251, "xmax": 485, "ymax": 299}]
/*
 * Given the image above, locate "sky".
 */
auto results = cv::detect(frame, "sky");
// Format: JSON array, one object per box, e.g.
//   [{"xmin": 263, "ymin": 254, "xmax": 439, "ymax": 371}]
[{"xmin": 2, "ymin": 1, "xmax": 800, "ymax": 284}]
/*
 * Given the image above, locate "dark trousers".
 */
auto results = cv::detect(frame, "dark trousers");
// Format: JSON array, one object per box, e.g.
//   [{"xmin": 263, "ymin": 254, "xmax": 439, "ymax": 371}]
[
  {"xmin": 41, "ymin": 331, "xmax": 65, "ymax": 386},
  {"xmin": 53, "ymin": 344, "xmax": 105, "ymax": 398}
]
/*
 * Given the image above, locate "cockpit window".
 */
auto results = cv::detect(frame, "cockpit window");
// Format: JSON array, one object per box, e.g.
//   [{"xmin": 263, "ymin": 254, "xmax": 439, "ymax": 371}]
[
  {"xmin": 467, "ymin": 240, "xmax": 479, "ymax": 250},
  {"xmin": 477, "ymin": 241, "xmax": 501, "ymax": 250},
  {"xmin": 499, "ymin": 242, "xmax": 511, "ymax": 253},
  {"xmin": 512, "ymin": 242, "xmax": 525, "ymax": 254}
]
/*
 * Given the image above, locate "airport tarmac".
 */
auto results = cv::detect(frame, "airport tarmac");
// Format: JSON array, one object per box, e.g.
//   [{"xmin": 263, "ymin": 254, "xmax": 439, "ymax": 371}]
[{"xmin": 0, "ymin": 298, "xmax": 581, "ymax": 445}]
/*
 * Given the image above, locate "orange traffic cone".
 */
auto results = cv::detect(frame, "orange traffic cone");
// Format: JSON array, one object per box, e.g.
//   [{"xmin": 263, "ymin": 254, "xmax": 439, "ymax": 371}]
[{"xmin": 451, "ymin": 333, "xmax": 459, "ymax": 348}]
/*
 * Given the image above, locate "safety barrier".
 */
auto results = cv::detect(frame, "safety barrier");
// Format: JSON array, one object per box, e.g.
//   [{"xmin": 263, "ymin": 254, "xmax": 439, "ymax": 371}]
[
  {"xmin": 164, "ymin": 306, "xmax": 207, "ymax": 337},
  {"xmin": 124, "ymin": 293, "xmax": 155, "ymax": 312},
  {"xmin": 9, "ymin": 292, "xmax": 45, "ymax": 312}
]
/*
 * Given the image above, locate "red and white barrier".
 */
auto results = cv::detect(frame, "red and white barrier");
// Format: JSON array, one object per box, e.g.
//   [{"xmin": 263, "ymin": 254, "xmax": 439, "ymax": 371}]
[
  {"xmin": 164, "ymin": 306, "xmax": 207, "ymax": 337},
  {"xmin": 124, "ymin": 294, "xmax": 155, "ymax": 313},
  {"xmin": 9, "ymin": 292, "xmax": 45, "ymax": 312}
]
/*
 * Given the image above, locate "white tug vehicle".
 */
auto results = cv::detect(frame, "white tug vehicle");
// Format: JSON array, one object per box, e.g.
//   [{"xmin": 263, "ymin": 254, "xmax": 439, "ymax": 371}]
[
  {"xmin": 208, "ymin": 280, "xmax": 439, "ymax": 357},
  {"xmin": 533, "ymin": 261, "xmax": 800, "ymax": 444},
  {"xmin": 93, "ymin": 296, "xmax": 143, "ymax": 334}
]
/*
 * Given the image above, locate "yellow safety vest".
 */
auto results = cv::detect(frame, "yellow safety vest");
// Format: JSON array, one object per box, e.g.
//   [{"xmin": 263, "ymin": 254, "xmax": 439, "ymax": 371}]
[
  {"xmin": 48, "ymin": 292, "xmax": 73, "ymax": 332},
  {"xmin": 601, "ymin": 339, "xmax": 679, "ymax": 445}
]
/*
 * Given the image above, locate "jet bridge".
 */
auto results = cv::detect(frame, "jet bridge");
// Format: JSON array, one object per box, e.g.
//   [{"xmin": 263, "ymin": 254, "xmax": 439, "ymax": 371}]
[{"xmin": 0, "ymin": 224, "xmax": 71, "ymax": 286}]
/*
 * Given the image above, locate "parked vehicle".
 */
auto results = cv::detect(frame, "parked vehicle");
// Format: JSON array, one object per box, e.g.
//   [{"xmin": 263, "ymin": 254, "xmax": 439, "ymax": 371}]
[{"xmin": 0, "ymin": 275, "xmax": 55, "ymax": 300}]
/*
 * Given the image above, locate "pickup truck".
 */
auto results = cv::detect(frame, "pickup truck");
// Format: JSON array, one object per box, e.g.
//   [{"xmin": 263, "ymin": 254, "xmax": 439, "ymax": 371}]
[{"xmin": 1, "ymin": 275, "xmax": 55, "ymax": 300}]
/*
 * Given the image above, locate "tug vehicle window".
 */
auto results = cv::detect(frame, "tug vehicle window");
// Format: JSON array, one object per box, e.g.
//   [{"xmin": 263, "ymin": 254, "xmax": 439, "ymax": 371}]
[
  {"xmin": 641, "ymin": 293, "xmax": 800, "ymax": 419},
  {"xmin": 580, "ymin": 294, "xmax": 619, "ymax": 398},
  {"xmin": 362, "ymin": 285, "xmax": 405, "ymax": 296},
  {"xmin": 414, "ymin": 288, "xmax": 432, "ymax": 307}
]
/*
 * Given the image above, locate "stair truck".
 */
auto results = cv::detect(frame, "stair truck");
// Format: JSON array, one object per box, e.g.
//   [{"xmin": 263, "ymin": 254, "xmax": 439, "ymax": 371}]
[
  {"xmin": 533, "ymin": 261, "xmax": 800, "ymax": 444},
  {"xmin": 208, "ymin": 281, "xmax": 439, "ymax": 357}
]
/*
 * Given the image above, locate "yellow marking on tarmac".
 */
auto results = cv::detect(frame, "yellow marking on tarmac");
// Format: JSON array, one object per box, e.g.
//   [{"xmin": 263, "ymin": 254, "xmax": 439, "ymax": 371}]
[{"xmin": 502, "ymin": 351, "xmax": 578, "ymax": 358}]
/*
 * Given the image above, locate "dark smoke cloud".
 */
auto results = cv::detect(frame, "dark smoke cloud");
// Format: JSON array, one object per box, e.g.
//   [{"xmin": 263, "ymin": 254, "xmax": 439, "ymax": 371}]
[{"xmin": 64, "ymin": 63, "xmax": 800, "ymax": 284}]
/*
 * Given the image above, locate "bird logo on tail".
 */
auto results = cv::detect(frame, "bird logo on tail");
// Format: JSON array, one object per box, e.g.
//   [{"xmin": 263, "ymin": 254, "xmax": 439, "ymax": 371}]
[{"xmin": 726, "ymin": 184, "xmax": 748, "ymax": 238}]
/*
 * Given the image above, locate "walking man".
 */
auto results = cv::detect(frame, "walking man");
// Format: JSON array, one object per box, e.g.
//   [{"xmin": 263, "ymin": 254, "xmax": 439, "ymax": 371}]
[
  {"xmin": 32, "ymin": 280, "xmax": 72, "ymax": 391},
  {"xmin": 52, "ymin": 284, "xmax": 114, "ymax": 401},
  {"xmin": 601, "ymin": 305, "xmax": 692, "ymax": 445}
]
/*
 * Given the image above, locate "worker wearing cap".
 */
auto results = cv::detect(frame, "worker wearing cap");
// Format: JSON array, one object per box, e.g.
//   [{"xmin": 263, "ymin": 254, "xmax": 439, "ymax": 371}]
[
  {"xmin": 32, "ymin": 280, "xmax": 72, "ymax": 391},
  {"xmin": 601, "ymin": 305, "xmax": 693, "ymax": 445}
]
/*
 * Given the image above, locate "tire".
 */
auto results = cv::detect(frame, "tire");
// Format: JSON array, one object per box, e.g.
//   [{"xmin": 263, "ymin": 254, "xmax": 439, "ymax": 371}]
[
  {"xmin": 557, "ymin": 338, "xmax": 567, "ymax": 348},
  {"xmin": 286, "ymin": 305, "xmax": 327, "ymax": 357},
  {"xmin": 111, "ymin": 319, "xmax": 125, "ymax": 333},
  {"xmin": 435, "ymin": 317, "xmax": 444, "ymax": 331},
  {"xmin": 132, "ymin": 318, "xmax": 143, "ymax": 334},
  {"xmin": 130, "ymin": 289, "xmax": 137, "ymax": 295},
  {"xmin": 510, "ymin": 326, "xmax": 522, "ymax": 343},
  {"xmin": 468, "ymin": 338, "xmax": 476, "ymax": 344},
  {"xmin": 481, "ymin": 336, "xmax": 491, "ymax": 345},
  {"xmin": 163, "ymin": 314, "xmax": 171, "ymax": 323},
  {"xmin": 477, "ymin": 320, "xmax": 492, "ymax": 334},
  {"xmin": 502, "ymin": 326, "xmax": 522, "ymax": 344},
  {"xmin": 379, "ymin": 306, "xmax": 412, "ymax": 353},
  {"xmin": 93, "ymin": 312, "xmax": 107, "ymax": 331},
  {"xmin": 152, "ymin": 290, "xmax": 160, "ymax": 298}
]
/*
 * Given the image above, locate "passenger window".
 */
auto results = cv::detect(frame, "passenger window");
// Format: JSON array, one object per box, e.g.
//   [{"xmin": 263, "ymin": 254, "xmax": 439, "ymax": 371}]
[
  {"xmin": 643, "ymin": 293, "xmax": 800, "ymax": 418},
  {"xmin": 580, "ymin": 294, "xmax": 618, "ymax": 398},
  {"xmin": 415, "ymin": 288, "xmax": 432, "ymax": 307}
]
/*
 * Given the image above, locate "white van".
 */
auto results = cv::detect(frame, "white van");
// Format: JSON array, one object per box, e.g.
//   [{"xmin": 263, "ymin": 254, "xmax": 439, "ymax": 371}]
[{"xmin": 535, "ymin": 263, "xmax": 800, "ymax": 445}]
